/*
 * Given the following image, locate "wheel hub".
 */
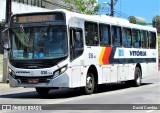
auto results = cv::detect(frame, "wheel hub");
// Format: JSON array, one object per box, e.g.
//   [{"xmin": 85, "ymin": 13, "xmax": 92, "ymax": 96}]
[{"xmin": 87, "ymin": 76, "xmax": 93, "ymax": 89}]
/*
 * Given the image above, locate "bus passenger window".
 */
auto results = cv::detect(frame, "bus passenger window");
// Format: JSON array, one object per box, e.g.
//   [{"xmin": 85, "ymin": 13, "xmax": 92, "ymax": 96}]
[
  {"xmin": 132, "ymin": 29, "xmax": 141, "ymax": 48},
  {"xmin": 149, "ymin": 32, "xmax": 156, "ymax": 49},
  {"xmin": 141, "ymin": 31, "xmax": 149, "ymax": 48},
  {"xmin": 99, "ymin": 24, "xmax": 110, "ymax": 46},
  {"xmin": 85, "ymin": 22, "xmax": 98, "ymax": 46},
  {"xmin": 111, "ymin": 26, "xmax": 121, "ymax": 47},
  {"xmin": 122, "ymin": 28, "xmax": 132, "ymax": 48}
]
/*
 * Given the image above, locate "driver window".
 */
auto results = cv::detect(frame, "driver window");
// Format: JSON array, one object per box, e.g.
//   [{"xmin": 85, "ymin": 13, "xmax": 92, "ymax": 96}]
[{"xmin": 70, "ymin": 28, "xmax": 83, "ymax": 61}]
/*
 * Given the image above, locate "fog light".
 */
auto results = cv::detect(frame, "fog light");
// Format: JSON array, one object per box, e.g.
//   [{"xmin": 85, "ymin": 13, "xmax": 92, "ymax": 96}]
[{"xmin": 54, "ymin": 70, "xmax": 60, "ymax": 78}]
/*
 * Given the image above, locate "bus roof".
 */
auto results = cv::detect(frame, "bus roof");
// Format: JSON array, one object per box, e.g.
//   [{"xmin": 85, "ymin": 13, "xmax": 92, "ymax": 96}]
[
  {"xmin": 11, "ymin": 9, "xmax": 157, "ymax": 32},
  {"xmin": 56, "ymin": 9, "xmax": 157, "ymax": 32}
]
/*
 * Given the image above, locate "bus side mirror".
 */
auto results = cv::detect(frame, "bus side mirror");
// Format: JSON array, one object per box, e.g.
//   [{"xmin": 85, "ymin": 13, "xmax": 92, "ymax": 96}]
[
  {"xmin": 2, "ymin": 28, "xmax": 11, "ymax": 51},
  {"xmin": 3, "ymin": 43, "xmax": 10, "ymax": 51}
]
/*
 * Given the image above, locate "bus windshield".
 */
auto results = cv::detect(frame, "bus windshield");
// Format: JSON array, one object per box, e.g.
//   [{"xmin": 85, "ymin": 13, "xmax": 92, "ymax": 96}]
[{"xmin": 10, "ymin": 25, "xmax": 68, "ymax": 59}]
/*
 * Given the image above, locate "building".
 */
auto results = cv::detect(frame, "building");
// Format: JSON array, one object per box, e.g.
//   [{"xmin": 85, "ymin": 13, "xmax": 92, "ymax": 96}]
[{"xmin": 12, "ymin": 0, "xmax": 69, "ymax": 10}]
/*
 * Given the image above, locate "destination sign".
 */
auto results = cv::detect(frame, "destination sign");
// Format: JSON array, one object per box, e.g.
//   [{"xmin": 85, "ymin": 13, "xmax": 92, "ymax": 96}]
[
  {"xmin": 18, "ymin": 15, "xmax": 54, "ymax": 23},
  {"xmin": 12, "ymin": 13, "xmax": 64, "ymax": 23}
]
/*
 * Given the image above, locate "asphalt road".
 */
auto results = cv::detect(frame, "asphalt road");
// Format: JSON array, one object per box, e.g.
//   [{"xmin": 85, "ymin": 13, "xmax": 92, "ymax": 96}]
[{"xmin": 0, "ymin": 71, "xmax": 160, "ymax": 113}]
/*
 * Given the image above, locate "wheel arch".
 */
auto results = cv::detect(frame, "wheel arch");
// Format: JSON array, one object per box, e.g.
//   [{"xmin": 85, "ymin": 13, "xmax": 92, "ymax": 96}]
[{"xmin": 87, "ymin": 65, "xmax": 98, "ymax": 85}]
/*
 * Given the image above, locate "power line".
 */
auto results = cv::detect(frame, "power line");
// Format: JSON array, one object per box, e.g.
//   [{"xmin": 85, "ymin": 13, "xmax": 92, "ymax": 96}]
[{"xmin": 114, "ymin": 8, "xmax": 130, "ymax": 18}]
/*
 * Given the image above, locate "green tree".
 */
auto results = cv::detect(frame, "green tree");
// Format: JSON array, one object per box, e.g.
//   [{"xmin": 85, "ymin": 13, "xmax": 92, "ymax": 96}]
[
  {"xmin": 64, "ymin": 0, "xmax": 100, "ymax": 15},
  {"xmin": 153, "ymin": 16, "xmax": 160, "ymax": 33}
]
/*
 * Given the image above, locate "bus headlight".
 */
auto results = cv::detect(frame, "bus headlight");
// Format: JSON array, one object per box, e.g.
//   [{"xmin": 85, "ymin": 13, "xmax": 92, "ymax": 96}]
[
  {"xmin": 8, "ymin": 67, "xmax": 16, "ymax": 78},
  {"xmin": 53, "ymin": 65, "xmax": 67, "ymax": 78}
]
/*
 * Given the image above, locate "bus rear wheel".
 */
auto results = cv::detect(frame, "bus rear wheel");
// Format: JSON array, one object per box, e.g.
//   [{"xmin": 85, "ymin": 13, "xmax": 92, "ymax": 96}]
[
  {"xmin": 125, "ymin": 67, "xmax": 141, "ymax": 87},
  {"xmin": 84, "ymin": 73, "xmax": 95, "ymax": 94},
  {"xmin": 133, "ymin": 67, "xmax": 142, "ymax": 87},
  {"xmin": 35, "ymin": 87, "xmax": 50, "ymax": 96}
]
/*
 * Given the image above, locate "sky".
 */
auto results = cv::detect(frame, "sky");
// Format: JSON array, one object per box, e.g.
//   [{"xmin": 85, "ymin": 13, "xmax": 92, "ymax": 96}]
[{"xmin": 98, "ymin": 0, "xmax": 160, "ymax": 23}]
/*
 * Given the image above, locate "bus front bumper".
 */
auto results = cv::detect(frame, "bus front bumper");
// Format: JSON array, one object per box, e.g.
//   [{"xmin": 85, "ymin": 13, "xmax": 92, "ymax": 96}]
[{"xmin": 9, "ymin": 72, "xmax": 70, "ymax": 88}]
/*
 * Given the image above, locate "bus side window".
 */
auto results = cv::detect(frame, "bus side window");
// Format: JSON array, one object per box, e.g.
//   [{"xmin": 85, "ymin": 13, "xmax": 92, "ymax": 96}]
[
  {"xmin": 149, "ymin": 32, "xmax": 156, "ymax": 49},
  {"xmin": 99, "ymin": 24, "xmax": 111, "ymax": 46},
  {"xmin": 132, "ymin": 29, "xmax": 141, "ymax": 48},
  {"xmin": 111, "ymin": 26, "xmax": 121, "ymax": 47},
  {"xmin": 141, "ymin": 30, "xmax": 149, "ymax": 48},
  {"xmin": 85, "ymin": 22, "xmax": 99, "ymax": 46},
  {"xmin": 122, "ymin": 28, "xmax": 132, "ymax": 48}
]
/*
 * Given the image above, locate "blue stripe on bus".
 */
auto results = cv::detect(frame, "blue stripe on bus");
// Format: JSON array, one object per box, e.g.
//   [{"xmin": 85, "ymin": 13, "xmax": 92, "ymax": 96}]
[{"xmin": 109, "ymin": 47, "xmax": 156, "ymax": 64}]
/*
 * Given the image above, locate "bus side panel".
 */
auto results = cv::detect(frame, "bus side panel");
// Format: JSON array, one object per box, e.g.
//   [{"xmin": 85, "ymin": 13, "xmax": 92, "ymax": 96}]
[
  {"xmin": 117, "ymin": 65, "xmax": 129, "ymax": 81},
  {"xmin": 102, "ymin": 66, "xmax": 111, "ymax": 83},
  {"xmin": 80, "ymin": 65, "xmax": 90, "ymax": 87},
  {"xmin": 69, "ymin": 55, "xmax": 85, "ymax": 88},
  {"xmin": 128, "ymin": 64, "xmax": 136, "ymax": 80},
  {"xmin": 71, "ymin": 66, "xmax": 81, "ymax": 87},
  {"xmin": 147, "ymin": 48, "xmax": 159, "ymax": 76},
  {"xmin": 97, "ymin": 65, "xmax": 103, "ymax": 84},
  {"xmin": 110, "ymin": 65, "xmax": 118, "ymax": 82},
  {"xmin": 141, "ymin": 63, "xmax": 149, "ymax": 78},
  {"xmin": 148, "ymin": 62, "xmax": 158, "ymax": 76}
]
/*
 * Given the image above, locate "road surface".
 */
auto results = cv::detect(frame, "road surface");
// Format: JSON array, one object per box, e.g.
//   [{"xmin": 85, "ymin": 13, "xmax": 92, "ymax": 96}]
[{"xmin": 0, "ymin": 71, "xmax": 160, "ymax": 113}]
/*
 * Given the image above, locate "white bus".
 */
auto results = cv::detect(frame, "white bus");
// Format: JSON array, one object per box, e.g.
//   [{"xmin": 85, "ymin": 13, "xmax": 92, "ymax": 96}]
[{"xmin": 4, "ymin": 9, "xmax": 158, "ymax": 95}]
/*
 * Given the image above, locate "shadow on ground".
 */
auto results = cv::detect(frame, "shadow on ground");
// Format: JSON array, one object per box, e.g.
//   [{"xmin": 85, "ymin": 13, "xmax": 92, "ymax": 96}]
[{"xmin": 0, "ymin": 82, "xmax": 153, "ymax": 99}]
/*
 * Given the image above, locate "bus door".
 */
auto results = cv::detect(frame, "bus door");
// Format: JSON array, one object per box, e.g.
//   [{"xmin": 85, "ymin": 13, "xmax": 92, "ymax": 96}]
[{"xmin": 69, "ymin": 28, "xmax": 84, "ymax": 87}]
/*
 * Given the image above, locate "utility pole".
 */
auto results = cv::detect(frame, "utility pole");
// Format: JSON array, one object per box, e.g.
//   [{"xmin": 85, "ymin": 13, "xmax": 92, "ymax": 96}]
[
  {"xmin": 110, "ymin": 0, "xmax": 114, "ymax": 16},
  {"xmin": 5, "ymin": 0, "xmax": 12, "ymax": 24},
  {"xmin": 3, "ymin": 0, "xmax": 12, "ymax": 83}
]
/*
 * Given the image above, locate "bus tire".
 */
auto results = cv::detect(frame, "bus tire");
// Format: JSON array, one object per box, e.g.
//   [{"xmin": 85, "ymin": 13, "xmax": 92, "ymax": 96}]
[
  {"xmin": 133, "ymin": 67, "xmax": 142, "ymax": 87},
  {"xmin": 134, "ymin": 67, "xmax": 142, "ymax": 87},
  {"xmin": 125, "ymin": 67, "xmax": 141, "ymax": 87},
  {"xmin": 84, "ymin": 72, "xmax": 95, "ymax": 94},
  {"xmin": 36, "ymin": 87, "xmax": 50, "ymax": 96}
]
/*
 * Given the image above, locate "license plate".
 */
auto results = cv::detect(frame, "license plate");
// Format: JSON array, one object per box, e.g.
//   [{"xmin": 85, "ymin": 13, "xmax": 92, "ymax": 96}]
[{"xmin": 27, "ymin": 79, "xmax": 39, "ymax": 84}]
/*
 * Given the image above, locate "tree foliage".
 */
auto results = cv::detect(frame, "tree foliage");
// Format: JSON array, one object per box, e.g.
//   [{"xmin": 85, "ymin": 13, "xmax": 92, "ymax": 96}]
[
  {"xmin": 153, "ymin": 15, "xmax": 160, "ymax": 33},
  {"xmin": 64, "ymin": 0, "xmax": 100, "ymax": 15}
]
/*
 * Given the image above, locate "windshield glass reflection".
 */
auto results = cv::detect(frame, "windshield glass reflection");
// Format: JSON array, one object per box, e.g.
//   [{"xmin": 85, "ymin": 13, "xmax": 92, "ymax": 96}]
[{"xmin": 10, "ymin": 25, "xmax": 68, "ymax": 59}]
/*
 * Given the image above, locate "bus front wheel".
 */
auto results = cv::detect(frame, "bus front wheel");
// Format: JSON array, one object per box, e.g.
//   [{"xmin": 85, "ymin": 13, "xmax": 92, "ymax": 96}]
[
  {"xmin": 35, "ymin": 87, "xmax": 50, "ymax": 96},
  {"xmin": 84, "ymin": 73, "xmax": 95, "ymax": 94}
]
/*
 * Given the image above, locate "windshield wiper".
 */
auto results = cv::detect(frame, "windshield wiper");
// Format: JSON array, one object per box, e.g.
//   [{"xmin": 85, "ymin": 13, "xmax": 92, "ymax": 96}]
[{"xmin": 20, "ymin": 24, "xmax": 29, "ymax": 41}]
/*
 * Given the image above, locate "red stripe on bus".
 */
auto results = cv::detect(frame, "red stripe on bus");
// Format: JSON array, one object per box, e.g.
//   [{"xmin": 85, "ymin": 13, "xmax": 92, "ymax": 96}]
[{"xmin": 102, "ymin": 47, "xmax": 112, "ymax": 64}]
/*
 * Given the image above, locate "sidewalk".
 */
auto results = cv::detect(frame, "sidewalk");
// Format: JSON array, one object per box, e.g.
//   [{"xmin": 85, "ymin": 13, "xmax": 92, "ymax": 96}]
[{"xmin": 0, "ymin": 75, "xmax": 11, "ymax": 90}]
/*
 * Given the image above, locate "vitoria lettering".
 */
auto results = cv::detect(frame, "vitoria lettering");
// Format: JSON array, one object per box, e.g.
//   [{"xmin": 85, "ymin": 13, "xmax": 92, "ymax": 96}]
[{"xmin": 130, "ymin": 51, "xmax": 146, "ymax": 56}]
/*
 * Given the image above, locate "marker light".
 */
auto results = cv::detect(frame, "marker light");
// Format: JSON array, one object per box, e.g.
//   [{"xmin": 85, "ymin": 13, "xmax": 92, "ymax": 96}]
[{"xmin": 8, "ymin": 67, "xmax": 16, "ymax": 78}]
